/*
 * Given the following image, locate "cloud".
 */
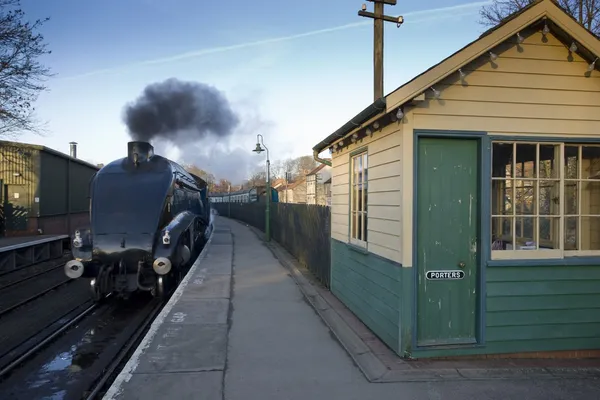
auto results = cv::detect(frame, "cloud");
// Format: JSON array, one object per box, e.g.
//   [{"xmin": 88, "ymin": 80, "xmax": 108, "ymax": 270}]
[{"xmin": 59, "ymin": 1, "xmax": 491, "ymax": 81}]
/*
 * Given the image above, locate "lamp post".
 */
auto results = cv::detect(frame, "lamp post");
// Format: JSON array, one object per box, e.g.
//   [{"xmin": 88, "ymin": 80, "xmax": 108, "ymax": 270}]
[{"xmin": 252, "ymin": 134, "xmax": 271, "ymax": 242}]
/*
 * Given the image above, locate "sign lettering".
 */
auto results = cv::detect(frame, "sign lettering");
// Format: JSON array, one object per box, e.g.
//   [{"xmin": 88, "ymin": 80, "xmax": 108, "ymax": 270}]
[{"xmin": 425, "ymin": 270, "xmax": 465, "ymax": 280}]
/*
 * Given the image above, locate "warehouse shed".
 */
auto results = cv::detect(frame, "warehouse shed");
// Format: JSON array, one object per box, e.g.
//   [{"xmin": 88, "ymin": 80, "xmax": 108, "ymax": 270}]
[
  {"xmin": 312, "ymin": 0, "xmax": 600, "ymax": 359},
  {"xmin": 0, "ymin": 140, "xmax": 99, "ymax": 237}
]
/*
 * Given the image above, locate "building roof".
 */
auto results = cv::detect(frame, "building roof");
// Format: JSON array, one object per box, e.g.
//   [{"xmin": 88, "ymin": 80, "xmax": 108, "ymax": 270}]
[
  {"xmin": 312, "ymin": 0, "xmax": 600, "ymax": 154},
  {"xmin": 271, "ymin": 178, "xmax": 286, "ymax": 188},
  {"xmin": 0, "ymin": 139, "xmax": 100, "ymax": 170},
  {"xmin": 278, "ymin": 176, "xmax": 306, "ymax": 191},
  {"xmin": 306, "ymin": 161, "xmax": 331, "ymax": 176}
]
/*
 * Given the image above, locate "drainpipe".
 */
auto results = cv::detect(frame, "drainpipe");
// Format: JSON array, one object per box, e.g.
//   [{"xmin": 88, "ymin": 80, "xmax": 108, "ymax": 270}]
[{"xmin": 313, "ymin": 149, "xmax": 331, "ymax": 167}]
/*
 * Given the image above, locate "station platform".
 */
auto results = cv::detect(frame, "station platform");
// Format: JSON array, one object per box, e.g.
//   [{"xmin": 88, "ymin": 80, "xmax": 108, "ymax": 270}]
[
  {"xmin": 102, "ymin": 217, "xmax": 600, "ymax": 400},
  {"xmin": 0, "ymin": 235, "xmax": 69, "ymax": 273}
]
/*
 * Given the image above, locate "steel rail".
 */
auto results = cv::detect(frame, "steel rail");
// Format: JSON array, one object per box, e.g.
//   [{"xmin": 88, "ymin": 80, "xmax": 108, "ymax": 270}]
[
  {"xmin": 0, "ymin": 299, "xmax": 105, "ymax": 379},
  {"xmin": 84, "ymin": 299, "xmax": 164, "ymax": 400}
]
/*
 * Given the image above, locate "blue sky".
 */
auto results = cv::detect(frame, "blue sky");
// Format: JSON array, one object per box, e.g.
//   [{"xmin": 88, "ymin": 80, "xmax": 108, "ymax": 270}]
[{"xmin": 18, "ymin": 0, "xmax": 493, "ymax": 183}]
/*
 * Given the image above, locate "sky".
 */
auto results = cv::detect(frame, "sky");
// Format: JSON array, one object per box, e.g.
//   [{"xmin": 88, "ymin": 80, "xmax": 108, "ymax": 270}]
[{"xmin": 15, "ymin": 0, "xmax": 494, "ymax": 184}]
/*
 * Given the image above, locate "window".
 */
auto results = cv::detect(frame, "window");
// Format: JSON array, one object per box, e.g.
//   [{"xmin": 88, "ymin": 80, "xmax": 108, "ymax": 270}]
[
  {"xmin": 350, "ymin": 151, "xmax": 368, "ymax": 246},
  {"xmin": 491, "ymin": 141, "xmax": 600, "ymax": 260}
]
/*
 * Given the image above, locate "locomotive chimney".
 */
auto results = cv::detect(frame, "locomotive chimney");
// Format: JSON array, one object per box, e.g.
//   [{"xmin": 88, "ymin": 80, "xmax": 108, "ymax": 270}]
[
  {"xmin": 69, "ymin": 142, "xmax": 77, "ymax": 158},
  {"xmin": 127, "ymin": 141, "xmax": 154, "ymax": 165}
]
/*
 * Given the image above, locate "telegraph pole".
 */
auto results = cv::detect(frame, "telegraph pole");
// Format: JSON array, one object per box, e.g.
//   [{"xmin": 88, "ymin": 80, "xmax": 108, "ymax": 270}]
[{"xmin": 358, "ymin": 0, "xmax": 404, "ymax": 101}]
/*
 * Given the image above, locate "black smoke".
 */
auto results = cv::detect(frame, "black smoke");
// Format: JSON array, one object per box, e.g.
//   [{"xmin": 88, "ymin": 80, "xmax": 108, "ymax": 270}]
[{"xmin": 122, "ymin": 78, "xmax": 239, "ymax": 142}]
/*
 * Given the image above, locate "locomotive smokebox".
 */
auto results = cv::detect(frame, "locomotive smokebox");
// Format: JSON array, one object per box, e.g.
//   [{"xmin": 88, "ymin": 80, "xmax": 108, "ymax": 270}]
[{"xmin": 128, "ymin": 141, "xmax": 155, "ymax": 165}]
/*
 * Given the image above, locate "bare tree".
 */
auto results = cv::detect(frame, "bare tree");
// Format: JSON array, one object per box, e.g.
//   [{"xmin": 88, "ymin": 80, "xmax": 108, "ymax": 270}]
[
  {"xmin": 480, "ymin": 0, "xmax": 599, "ymax": 35},
  {"xmin": 0, "ymin": 0, "xmax": 53, "ymax": 138}
]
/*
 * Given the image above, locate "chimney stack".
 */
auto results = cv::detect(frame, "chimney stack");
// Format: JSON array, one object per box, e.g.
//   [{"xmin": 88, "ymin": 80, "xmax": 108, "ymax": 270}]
[{"xmin": 69, "ymin": 142, "xmax": 78, "ymax": 158}]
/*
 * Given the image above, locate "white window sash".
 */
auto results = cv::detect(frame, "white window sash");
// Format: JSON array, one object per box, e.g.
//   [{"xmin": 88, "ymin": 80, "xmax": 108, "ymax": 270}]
[
  {"xmin": 350, "ymin": 152, "xmax": 368, "ymax": 246},
  {"xmin": 491, "ymin": 141, "xmax": 600, "ymax": 260}
]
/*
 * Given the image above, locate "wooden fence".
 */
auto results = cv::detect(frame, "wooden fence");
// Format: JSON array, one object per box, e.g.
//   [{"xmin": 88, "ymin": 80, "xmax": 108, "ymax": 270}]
[{"xmin": 212, "ymin": 202, "xmax": 331, "ymax": 288}]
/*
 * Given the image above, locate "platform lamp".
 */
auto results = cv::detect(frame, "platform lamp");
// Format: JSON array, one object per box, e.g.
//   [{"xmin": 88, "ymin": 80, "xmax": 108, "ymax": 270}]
[{"xmin": 252, "ymin": 134, "xmax": 271, "ymax": 242}]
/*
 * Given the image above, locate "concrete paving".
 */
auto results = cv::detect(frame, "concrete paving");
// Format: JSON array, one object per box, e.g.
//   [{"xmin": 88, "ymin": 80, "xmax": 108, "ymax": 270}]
[{"xmin": 104, "ymin": 216, "xmax": 600, "ymax": 400}]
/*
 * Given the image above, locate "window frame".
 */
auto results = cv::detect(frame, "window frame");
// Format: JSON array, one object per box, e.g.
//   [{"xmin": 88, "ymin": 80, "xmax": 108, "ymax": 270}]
[
  {"xmin": 490, "ymin": 139, "xmax": 600, "ymax": 261},
  {"xmin": 349, "ymin": 149, "xmax": 368, "ymax": 248}
]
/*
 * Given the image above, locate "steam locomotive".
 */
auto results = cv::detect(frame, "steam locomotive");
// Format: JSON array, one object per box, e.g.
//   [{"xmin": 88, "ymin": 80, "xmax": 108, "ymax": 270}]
[{"xmin": 64, "ymin": 141, "xmax": 213, "ymax": 301}]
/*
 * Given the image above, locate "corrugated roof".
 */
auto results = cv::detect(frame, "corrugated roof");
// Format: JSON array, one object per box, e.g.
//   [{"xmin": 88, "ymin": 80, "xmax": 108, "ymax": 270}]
[{"xmin": 0, "ymin": 139, "xmax": 100, "ymax": 170}]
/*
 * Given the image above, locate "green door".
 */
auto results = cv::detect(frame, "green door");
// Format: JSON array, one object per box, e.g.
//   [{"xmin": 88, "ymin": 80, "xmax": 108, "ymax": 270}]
[{"xmin": 416, "ymin": 137, "xmax": 479, "ymax": 346}]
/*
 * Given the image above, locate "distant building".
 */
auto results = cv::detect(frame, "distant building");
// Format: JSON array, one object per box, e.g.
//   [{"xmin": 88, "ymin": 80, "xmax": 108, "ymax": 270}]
[
  {"xmin": 278, "ymin": 176, "xmax": 307, "ymax": 204},
  {"xmin": 271, "ymin": 178, "xmax": 286, "ymax": 190},
  {"xmin": 305, "ymin": 162, "xmax": 331, "ymax": 206},
  {"xmin": 323, "ymin": 177, "xmax": 332, "ymax": 207}
]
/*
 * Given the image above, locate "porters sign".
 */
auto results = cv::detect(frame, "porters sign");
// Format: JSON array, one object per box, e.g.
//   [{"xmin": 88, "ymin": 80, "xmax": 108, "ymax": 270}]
[{"xmin": 425, "ymin": 270, "xmax": 465, "ymax": 280}]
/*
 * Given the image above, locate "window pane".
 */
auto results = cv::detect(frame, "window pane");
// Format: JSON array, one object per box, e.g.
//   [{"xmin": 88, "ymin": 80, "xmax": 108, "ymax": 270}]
[
  {"xmin": 363, "ymin": 154, "xmax": 368, "ymax": 184},
  {"xmin": 581, "ymin": 217, "xmax": 600, "ymax": 250},
  {"xmin": 582, "ymin": 146, "xmax": 600, "ymax": 179},
  {"xmin": 539, "ymin": 217, "xmax": 560, "ymax": 249},
  {"xmin": 515, "ymin": 143, "xmax": 536, "ymax": 178},
  {"xmin": 353, "ymin": 157, "xmax": 359, "ymax": 186},
  {"xmin": 357, "ymin": 186, "xmax": 363, "ymax": 212},
  {"xmin": 564, "ymin": 146, "xmax": 579, "ymax": 179},
  {"xmin": 491, "ymin": 179, "xmax": 513, "ymax": 215},
  {"xmin": 492, "ymin": 142, "xmax": 513, "ymax": 178},
  {"xmin": 352, "ymin": 212, "xmax": 358, "ymax": 239},
  {"xmin": 565, "ymin": 216, "xmax": 578, "ymax": 250},
  {"xmin": 492, "ymin": 217, "xmax": 513, "ymax": 250},
  {"xmin": 564, "ymin": 181, "xmax": 578, "ymax": 215},
  {"xmin": 581, "ymin": 181, "xmax": 600, "ymax": 215},
  {"xmin": 539, "ymin": 180, "xmax": 559, "ymax": 215},
  {"xmin": 539, "ymin": 144, "xmax": 559, "ymax": 179},
  {"xmin": 363, "ymin": 211, "xmax": 368, "ymax": 242},
  {"xmin": 357, "ymin": 212, "xmax": 362, "ymax": 241},
  {"xmin": 363, "ymin": 189, "xmax": 368, "ymax": 213},
  {"xmin": 515, "ymin": 180, "xmax": 535, "ymax": 215},
  {"xmin": 515, "ymin": 217, "xmax": 536, "ymax": 247}
]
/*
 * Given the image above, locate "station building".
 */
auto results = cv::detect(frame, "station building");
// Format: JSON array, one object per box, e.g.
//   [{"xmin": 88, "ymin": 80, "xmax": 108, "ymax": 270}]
[
  {"xmin": 0, "ymin": 140, "xmax": 99, "ymax": 237},
  {"xmin": 312, "ymin": 0, "xmax": 600, "ymax": 358}
]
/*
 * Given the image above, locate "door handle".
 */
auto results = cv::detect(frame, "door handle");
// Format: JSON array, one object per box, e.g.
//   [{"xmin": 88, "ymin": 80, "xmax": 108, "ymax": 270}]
[{"xmin": 458, "ymin": 261, "xmax": 466, "ymax": 268}]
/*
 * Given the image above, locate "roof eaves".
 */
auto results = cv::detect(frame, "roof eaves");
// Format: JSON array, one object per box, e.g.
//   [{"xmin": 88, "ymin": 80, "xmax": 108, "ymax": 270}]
[{"xmin": 312, "ymin": 97, "xmax": 386, "ymax": 154}]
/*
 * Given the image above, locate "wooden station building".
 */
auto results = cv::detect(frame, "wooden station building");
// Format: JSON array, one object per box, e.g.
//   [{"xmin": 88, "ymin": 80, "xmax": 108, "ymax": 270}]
[{"xmin": 311, "ymin": 0, "xmax": 600, "ymax": 358}]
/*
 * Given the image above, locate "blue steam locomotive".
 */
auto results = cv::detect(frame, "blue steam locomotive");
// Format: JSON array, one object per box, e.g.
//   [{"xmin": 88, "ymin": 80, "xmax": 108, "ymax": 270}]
[{"xmin": 64, "ymin": 141, "xmax": 213, "ymax": 301}]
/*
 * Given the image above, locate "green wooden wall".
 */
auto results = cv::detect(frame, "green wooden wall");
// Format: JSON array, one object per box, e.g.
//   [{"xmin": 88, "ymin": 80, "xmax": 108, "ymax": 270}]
[
  {"xmin": 485, "ymin": 265, "xmax": 600, "ymax": 352},
  {"xmin": 331, "ymin": 238, "xmax": 404, "ymax": 353},
  {"xmin": 411, "ymin": 264, "xmax": 600, "ymax": 358}
]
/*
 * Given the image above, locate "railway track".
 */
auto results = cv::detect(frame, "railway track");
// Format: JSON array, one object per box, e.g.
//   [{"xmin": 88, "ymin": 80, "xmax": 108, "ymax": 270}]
[
  {"xmin": 0, "ymin": 266, "xmax": 73, "ymax": 318},
  {"xmin": 0, "ymin": 300, "xmax": 99, "ymax": 379},
  {"xmin": 85, "ymin": 298, "xmax": 163, "ymax": 400},
  {"xmin": 0, "ymin": 254, "xmax": 71, "ymax": 290},
  {"xmin": 0, "ymin": 293, "xmax": 164, "ymax": 400}
]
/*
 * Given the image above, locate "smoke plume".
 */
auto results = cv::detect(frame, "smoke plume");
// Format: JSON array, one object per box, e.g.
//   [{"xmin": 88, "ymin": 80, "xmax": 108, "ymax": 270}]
[
  {"xmin": 123, "ymin": 78, "xmax": 239, "ymax": 142},
  {"xmin": 122, "ymin": 78, "xmax": 270, "ymax": 184}
]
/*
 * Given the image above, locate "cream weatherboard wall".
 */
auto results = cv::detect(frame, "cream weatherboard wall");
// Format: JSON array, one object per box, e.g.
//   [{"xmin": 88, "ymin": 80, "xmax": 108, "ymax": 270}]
[
  {"xmin": 330, "ymin": 122, "xmax": 403, "ymax": 263},
  {"xmin": 396, "ymin": 25, "xmax": 600, "ymax": 358},
  {"xmin": 329, "ymin": 120, "xmax": 406, "ymax": 353},
  {"xmin": 400, "ymin": 28, "xmax": 600, "ymax": 267}
]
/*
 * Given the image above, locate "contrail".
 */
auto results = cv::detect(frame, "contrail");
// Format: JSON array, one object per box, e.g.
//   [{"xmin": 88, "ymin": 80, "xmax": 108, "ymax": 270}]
[{"xmin": 59, "ymin": 1, "xmax": 491, "ymax": 81}]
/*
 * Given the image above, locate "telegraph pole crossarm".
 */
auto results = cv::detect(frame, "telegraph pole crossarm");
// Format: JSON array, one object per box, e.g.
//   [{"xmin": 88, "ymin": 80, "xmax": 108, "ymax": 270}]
[{"xmin": 358, "ymin": 0, "xmax": 404, "ymax": 102}]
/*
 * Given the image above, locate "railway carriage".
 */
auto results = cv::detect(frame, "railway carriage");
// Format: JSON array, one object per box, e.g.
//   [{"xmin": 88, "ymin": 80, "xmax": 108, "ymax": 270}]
[{"xmin": 209, "ymin": 186, "xmax": 278, "ymax": 204}]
